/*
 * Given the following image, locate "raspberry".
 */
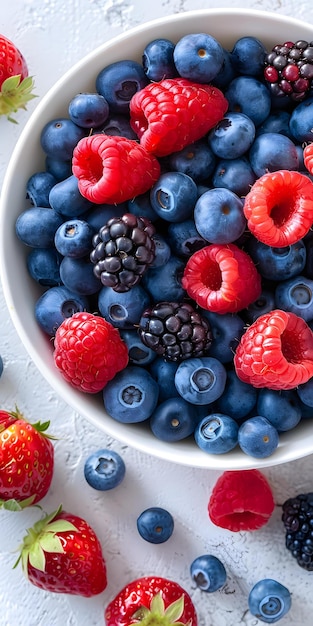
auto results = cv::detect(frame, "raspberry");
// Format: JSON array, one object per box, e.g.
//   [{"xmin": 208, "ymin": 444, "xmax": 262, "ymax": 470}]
[
  {"xmin": 282, "ymin": 492, "xmax": 313, "ymax": 570},
  {"xmin": 234, "ymin": 309, "xmax": 313, "ymax": 390},
  {"xmin": 129, "ymin": 77, "xmax": 228, "ymax": 157},
  {"xmin": 264, "ymin": 40, "xmax": 313, "ymax": 102},
  {"xmin": 53, "ymin": 312, "xmax": 129, "ymax": 393},
  {"xmin": 90, "ymin": 213, "xmax": 156, "ymax": 292},
  {"xmin": 138, "ymin": 301, "xmax": 212, "ymax": 362},
  {"xmin": 303, "ymin": 142, "xmax": 313, "ymax": 175},
  {"xmin": 181, "ymin": 243, "xmax": 262, "ymax": 314},
  {"xmin": 243, "ymin": 170, "xmax": 313, "ymax": 247},
  {"xmin": 72, "ymin": 134, "xmax": 161, "ymax": 204},
  {"xmin": 208, "ymin": 469, "xmax": 275, "ymax": 532}
]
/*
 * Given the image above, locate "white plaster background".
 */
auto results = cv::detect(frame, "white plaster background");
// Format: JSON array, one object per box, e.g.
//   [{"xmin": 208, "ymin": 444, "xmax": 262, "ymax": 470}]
[{"xmin": 1, "ymin": 1, "xmax": 313, "ymax": 625}]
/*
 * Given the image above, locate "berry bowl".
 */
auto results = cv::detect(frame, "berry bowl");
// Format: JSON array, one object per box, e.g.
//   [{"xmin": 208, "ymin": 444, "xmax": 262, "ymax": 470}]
[{"xmin": 2, "ymin": 8, "xmax": 313, "ymax": 470}]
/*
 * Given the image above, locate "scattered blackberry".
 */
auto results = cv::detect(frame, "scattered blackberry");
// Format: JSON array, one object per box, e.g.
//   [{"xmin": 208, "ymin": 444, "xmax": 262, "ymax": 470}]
[
  {"xmin": 264, "ymin": 40, "xmax": 313, "ymax": 101},
  {"xmin": 282, "ymin": 492, "xmax": 313, "ymax": 570},
  {"xmin": 90, "ymin": 213, "xmax": 156, "ymax": 292},
  {"xmin": 138, "ymin": 301, "xmax": 212, "ymax": 362}
]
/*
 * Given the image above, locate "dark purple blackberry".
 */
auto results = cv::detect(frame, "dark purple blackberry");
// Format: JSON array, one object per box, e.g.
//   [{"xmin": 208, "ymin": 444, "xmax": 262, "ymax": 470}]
[
  {"xmin": 138, "ymin": 301, "xmax": 212, "ymax": 362},
  {"xmin": 90, "ymin": 213, "xmax": 155, "ymax": 292},
  {"xmin": 282, "ymin": 492, "xmax": 313, "ymax": 570},
  {"xmin": 264, "ymin": 40, "xmax": 313, "ymax": 102}
]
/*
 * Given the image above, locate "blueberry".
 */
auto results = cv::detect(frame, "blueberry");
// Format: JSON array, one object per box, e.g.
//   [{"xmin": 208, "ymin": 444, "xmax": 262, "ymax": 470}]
[
  {"xmin": 256, "ymin": 110, "xmax": 292, "ymax": 138},
  {"xmin": 55, "ymin": 220, "xmax": 94, "ymax": 258},
  {"xmin": 249, "ymin": 132, "xmax": 299, "ymax": 177},
  {"xmin": 96, "ymin": 59, "xmax": 148, "ymax": 114},
  {"xmin": 0, "ymin": 356, "xmax": 4, "ymax": 378},
  {"xmin": 297, "ymin": 378, "xmax": 313, "ymax": 408},
  {"xmin": 120, "ymin": 329, "xmax": 156, "ymax": 366},
  {"xmin": 45, "ymin": 155, "xmax": 72, "ymax": 182},
  {"xmin": 40, "ymin": 117, "xmax": 86, "ymax": 160},
  {"xmin": 15, "ymin": 207, "xmax": 63, "ymax": 248},
  {"xmin": 190, "ymin": 554, "xmax": 227, "ymax": 592},
  {"xmin": 230, "ymin": 36, "xmax": 266, "ymax": 76},
  {"xmin": 174, "ymin": 357, "xmax": 227, "ymax": 405},
  {"xmin": 150, "ymin": 171, "xmax": 198, "ymax": 222},
  {"xmin": 275, "ymin": 275, "xmax": 313, "ymax": 322},
  {"xmin": 173, "ymin": 33, "xmax": 224, "ymax": 83},
  {"xmin": 60, "ymin": 256, "xmax": 101, "ymax": 296},
  {"xmin": 248, "ymin": 578, "xmax": 292, "ymax": 623},
  {"xmin": 150, "ymin": 397, "xmax": 198, "ymax": 442},
  {"xmin": 84, "ymin": 448, "xmax": 125, "ymax": 491},
  {"xmin": 68, "ymin": 93, "xmax": 109, "ymax": 128},
  {"xmin": 142, "ymin": 255, "xmax": 185, "ymax": 302},
  {"xmin": 289, "ymin": 96, "xmax": 313, "ymax": 143},
  {"xmin": 194, "ymin": 413, "xmax": 239, "ymax": 454},
  {"xmin": 49, "ymin": 175, "xmax": 92, "ymax": 218},
  {"xmin": 167, "ymin": 140, "xmax": 216, "ymax": 182},
  {"xmin": 35, "ymin": 286, "xmax": 89, "ymax": 336},
  {"xmin": 137, "ymin": 507, "xmax": 174, "ymax": 544},
  {"xmin": 217, "ymin": 370, "xmax": 258, "ymax": 420},
  {"xmin": 212, "ymin": 48, "xmax": 237, "ymax": 89},
  {"xmin": 26, "ymin": 171, "xmax": 57, "ymax": 207},
  {"xmin": 166, "ymin": 220, "xmax": 206, "ymax": 259},
  {"xmin": 244, "ymin": 290, "xmax": 276, "ymax": 324},
  {"xmin": 149, "ymin": 234, "xmax": 171, "ymax": 268},
  {"xmin": 85, "ymin": 203, "xmax": 127, "ymax": 232},
  {"xmin": 128, "ymin": 191, "xmax": 159, "ymax": 222},
  {"xmin": 142, "ymin": 38, "xmax": 177, "ymax": 81},
  {"xmin": 238, "ymin": 416, "xmax": 279, "ymax": 458},
  {"xmin": 212, "ymin": 157, "xmax": 257, "ymax": 197},
  {"xmin": 225, "ymin": 76, "xmax": 271, "ymax": 127},
  {"xmin": 103, "ymin": 365, "xmax": 159, "ymax": 423},
  {"xmin": 247, "ymin": 239, "xmax": 306, "ymax": 281},
  {"xmin": 27, "ymin": 247, "xmax": 63, "ymax": 286},
  {"xmin": 98, "ymin": 284, "xmax": 150, "ymax": 329},
  {"xmin": 194, "ymin": 188, "xmax": 246, "ymax": 244},
  {"xmin": 201, "ymin": 311, "xmax": 245, "ymax": 364},
  {"xmin": 98, "ymin": 113, "xmax": 138, "ymax": 140},
  {"xmin": 149, "ymin": 358, "xmax": 180, "ymax": 402},
  {"xmin": 257, "ymin": 388, "xmax": 302, "ymax": 432},
  {"xmin": 208, "ymin": 112, "xmax": 256, "ymax": 159}
]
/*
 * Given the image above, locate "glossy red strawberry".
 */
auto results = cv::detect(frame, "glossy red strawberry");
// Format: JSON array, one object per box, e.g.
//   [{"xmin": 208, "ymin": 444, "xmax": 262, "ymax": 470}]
[
  {"xmin": 208, "ymin": 469, "xmax": 275, "ymax": 532},
  {"xmin": 72, "ymin": 134, "xmax": 161, "ymax": 204},
  {"xmin": 53, "ymin": 311, "xmax": 129, "ymax": 393},
  {"xmin": 0, "ymin": 34, "xmax": 36, "ymax": 121},
  {"xmin": 105, "ymin": 575, "xmax": 197, "ymax": 626},
  {"xmin": 0, "ymin": 408, "xmax": 54, "ymax": 510},
  {"xmin": 14, "ymin": 505, "xmax": 107, "ymax": 596},
  {"xmin": 129, "ymin": 77, "xmax": 228, "ymax": 157}
]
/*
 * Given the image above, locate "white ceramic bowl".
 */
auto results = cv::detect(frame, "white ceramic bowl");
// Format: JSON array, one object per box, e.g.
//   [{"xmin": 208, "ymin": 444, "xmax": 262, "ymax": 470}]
[{"xmin": 2, "ymin": 8, "xmax": 313, "ymax": 470}]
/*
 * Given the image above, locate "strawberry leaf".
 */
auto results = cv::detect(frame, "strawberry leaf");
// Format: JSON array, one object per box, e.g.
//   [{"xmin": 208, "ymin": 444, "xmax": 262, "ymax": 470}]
[
  {"xmin": 0, "ymin": 495, "xmax": 36, "ymax": 511},
  {"xmin": 164, "ymin": 596, "xmax": 184, "ymax": 622},
  {"xmin": 1, "ymin": 75, "xmax": 22, "ymax": 92},
  {"xmin": 28, "ymin": 540, "xmax": 46, "ymax": 572},
  {"xmin": 38, "ymin": 533, "xmax": 64, "ymax": 554},
  {"xmin": 44, "ymin": 520, "xmax": 77, "ymax": 534},
  {"xmin": 150, "ymin": 593, "xmax": 165, "ymax": 615}
]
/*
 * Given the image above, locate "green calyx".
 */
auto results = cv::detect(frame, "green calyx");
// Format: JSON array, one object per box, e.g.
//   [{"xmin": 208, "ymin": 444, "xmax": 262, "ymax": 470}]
[
  {"xmin": 0, "ymin": 74, "xmax": 37, "ymax": 122},
  {"xmin": 130, "ymin": 593, "xmax": 192, "ymax": 626},
  {"xmin": 0, "ymin": 495, "xmax": 37, "ymax": 511},
  {"xmin": 13, "ymin": 505, "xmax": 77, "ymax": 576}
]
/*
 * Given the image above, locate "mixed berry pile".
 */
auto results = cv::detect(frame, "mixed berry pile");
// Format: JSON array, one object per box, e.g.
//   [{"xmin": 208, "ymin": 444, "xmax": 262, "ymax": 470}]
[{"xmin": 15, "ymin": 32, "xmax": 313, "ymax": 460}]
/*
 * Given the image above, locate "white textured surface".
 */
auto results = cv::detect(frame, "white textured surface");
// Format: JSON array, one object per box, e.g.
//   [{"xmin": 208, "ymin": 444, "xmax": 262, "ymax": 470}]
[{"xmin": 1, "ymin": 1, "xmax": 313, "ymax": 625}]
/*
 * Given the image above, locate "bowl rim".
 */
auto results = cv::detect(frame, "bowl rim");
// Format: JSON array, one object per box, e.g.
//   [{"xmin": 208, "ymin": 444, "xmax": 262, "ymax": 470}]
[{"xmin": 2, "ymin": 8, "xmax": 313, "ymax": 470}]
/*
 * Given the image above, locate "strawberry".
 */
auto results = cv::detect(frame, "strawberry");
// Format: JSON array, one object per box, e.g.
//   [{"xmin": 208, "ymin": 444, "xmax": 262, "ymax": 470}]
[
  {"xmin": 0, "ymin": 34, "xmax": 36, "ymax": 122},
  {"xmin": 14, "ymin": 505, "xmax": 107, "ymax": 596},
  {"xmin": 0, "ymin": 407, "xmax": 54, "ymax": 510},
  {"xmin": 105, "ymin": 575, "xmax": 197, "ymax": 626},
  {"xmin": 72, "ymin": 134, "xmax": 161, "ymax": 204},
  {"xmin": 129, "ymin": 77, "xmax": 228, "ymax": 157},
  {"xmin": 53, "ymin": 311, "xmax": 129, "ymax": 393}
]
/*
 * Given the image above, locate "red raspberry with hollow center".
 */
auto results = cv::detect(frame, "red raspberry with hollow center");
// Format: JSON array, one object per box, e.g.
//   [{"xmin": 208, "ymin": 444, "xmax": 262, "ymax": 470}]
[
  {"xmin": 72, "ymin": 134, "xmax": 161, "ymax": 204},
  {"xmin": 53, "ymin": 312, "xmax": 129, "ymax": 394},
  {"xmin": 234, "ymin": 309, "xmax": 313, "ymax": 390},
  {"xmin": 208, "ymin": 469, "xmax": 275, "ymax": 532},
  {"xmin": 181, "ymin": 243, "xmax": 262, "ymax": 314},
  {"xmin": 303, "ymin": 142, "xmax": 313, "ymax": 175},
  {"xmin": 243, "ymin": 169, "xmax": 313, "ymax": 247},
  {"xmin": 129, "ymin": 77, "xmax": 228, "ymax": 157}
]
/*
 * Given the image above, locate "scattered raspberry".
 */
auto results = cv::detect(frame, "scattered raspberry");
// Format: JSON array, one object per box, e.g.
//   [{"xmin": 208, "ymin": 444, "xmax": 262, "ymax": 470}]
[
  {"xmin": 234, "ymin": 309, "xmax": 313, "ymax": 390},
  {"xmin": 181, "ymin": 243, "xmax": 262, "ymax": 314},
  {"xmin": 243, "ymin": 170, "xmax": 313, "ymax": 247},
  {"xmin": 208, "ymin": 469, "xmax": 275, "ymax": 531},
  {"xmin": 72, "ymin": 134, "xmax": 161, "ymax": 204},
  {"xmin": 53, "ymin": 312, "xmax": 129, "ymax": 393},
  {"xmin": 129, "ymin": 77, "xmax": 228, "ymax": 157},
  {"xmin": 303, "ymin": 142, "xmax": 313, "ymax": 175}
]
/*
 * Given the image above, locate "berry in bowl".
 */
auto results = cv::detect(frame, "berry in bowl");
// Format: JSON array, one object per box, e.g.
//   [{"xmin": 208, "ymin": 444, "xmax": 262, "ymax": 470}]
[{"xmin": 2, "ymin": 9, "xmax": 313, "ymax": 470}]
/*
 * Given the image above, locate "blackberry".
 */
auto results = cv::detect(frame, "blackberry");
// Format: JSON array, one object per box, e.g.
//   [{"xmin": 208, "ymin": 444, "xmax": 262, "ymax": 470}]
[
  {"xmin": 282, "ymin": 492, "xmax": 313, "ymax": 570},
  {"xmin": 264, "ymin": 40, "xmax": 313, "ymax": 101},
  {"xmin": 138, "ymin": 301, "xmax": 212, "ymax": 362},
  {"xmin": 90, "ymin": 213, "xmax": 155, "ymax": 292}
]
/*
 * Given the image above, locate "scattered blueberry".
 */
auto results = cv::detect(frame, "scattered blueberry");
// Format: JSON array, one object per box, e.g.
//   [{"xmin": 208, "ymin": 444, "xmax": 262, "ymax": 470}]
[
  {"xmin": 137, "ymin": 507, "xmax": 174, "ymax": 543},
  {"xmin": 84, "ymin": 448, "xmax": 126, "ymax": 490},
  {"xmin": 190, "ymin": 554, "xmax": 227, "ymax": 592},
  {"xmin": 248, "ymin": 578, "xmax": 292, "ymax": 623}
]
